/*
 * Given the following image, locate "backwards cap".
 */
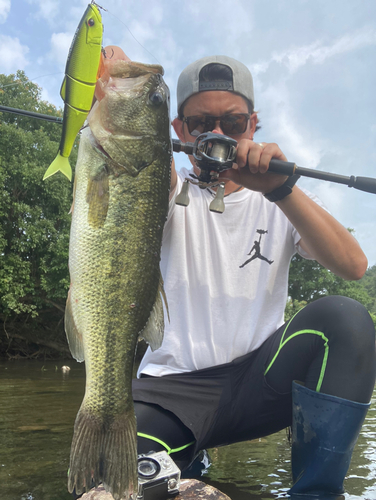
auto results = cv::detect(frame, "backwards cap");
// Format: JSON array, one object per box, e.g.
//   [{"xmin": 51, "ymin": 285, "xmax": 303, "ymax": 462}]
[{"xmin": 177, "ymin": 55, "xmax": 255, "ymax": 115}]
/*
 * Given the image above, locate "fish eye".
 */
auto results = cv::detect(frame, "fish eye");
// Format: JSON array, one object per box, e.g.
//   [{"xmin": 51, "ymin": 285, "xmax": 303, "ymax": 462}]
[
  {"xmin": 88, "ymin": 18, "xmax": 95, "ymax": 27},
  {"xmin": 149, "ymin": 92, "xmax": 164, "ymax": 106}
]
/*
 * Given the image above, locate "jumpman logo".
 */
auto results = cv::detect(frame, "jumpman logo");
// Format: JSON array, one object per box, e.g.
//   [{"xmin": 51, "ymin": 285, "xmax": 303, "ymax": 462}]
[{"xmin": 239, "ymin": 229, "xmax": 274, "ymax": 268}]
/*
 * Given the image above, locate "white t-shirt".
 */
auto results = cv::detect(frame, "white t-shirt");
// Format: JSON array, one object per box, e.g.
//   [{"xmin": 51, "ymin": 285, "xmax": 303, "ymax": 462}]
[{"xmin": 138, "ymin": 168, "xmax": 323, "ymax": 377}]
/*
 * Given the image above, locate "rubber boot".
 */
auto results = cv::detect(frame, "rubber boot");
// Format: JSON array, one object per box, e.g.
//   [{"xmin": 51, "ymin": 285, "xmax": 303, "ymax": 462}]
[{"xmin": 288, "ymin": 381, "xmax": 370, "ymax": 497}]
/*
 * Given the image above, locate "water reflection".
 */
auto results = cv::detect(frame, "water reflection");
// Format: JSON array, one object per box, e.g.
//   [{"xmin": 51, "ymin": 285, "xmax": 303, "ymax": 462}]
[{"xmin": 0, "ymin": 360, "xmax": 375, "ymax": 500}]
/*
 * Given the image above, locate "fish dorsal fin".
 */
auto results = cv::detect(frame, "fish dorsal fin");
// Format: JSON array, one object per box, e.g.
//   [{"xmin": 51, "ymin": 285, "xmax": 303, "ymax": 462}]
[
  {"xmin": 140, "ymin": 273, "xmax": 169, "ymax": 352},
  {"xmin": 65, "ymin": 288, "xmax": 85, "ymax": 362}
]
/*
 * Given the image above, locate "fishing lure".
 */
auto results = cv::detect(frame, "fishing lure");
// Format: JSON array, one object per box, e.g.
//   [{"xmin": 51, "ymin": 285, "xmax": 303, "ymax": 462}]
[{"xmin": 43, "ymin": 1, "xmax": 104, "ymax": 181}]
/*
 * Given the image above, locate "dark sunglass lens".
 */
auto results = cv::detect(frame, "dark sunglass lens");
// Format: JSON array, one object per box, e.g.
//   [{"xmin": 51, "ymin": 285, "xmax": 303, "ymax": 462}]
[
  {"xmin": 221, "ymin": 114, "xmax": 248, "ymax": 135},
  {"xmin": 187, "ymin": 116, "xmax": 216, "ymax": 136},
  {"xmin": 186, "ymin": 117, "xmax": 202, "ymax": 135}
]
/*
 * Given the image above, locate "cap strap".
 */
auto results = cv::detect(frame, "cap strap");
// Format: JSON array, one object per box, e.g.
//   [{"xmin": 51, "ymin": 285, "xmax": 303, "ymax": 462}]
[{"xmin": 199, "ymin": 80, "xmax": 234, "ymax": 91}]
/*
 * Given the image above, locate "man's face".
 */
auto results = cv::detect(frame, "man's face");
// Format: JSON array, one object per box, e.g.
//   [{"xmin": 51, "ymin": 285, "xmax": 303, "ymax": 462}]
[{"xmin": 173, "ymin": 90, "xmax": 258, "ymax": 174}]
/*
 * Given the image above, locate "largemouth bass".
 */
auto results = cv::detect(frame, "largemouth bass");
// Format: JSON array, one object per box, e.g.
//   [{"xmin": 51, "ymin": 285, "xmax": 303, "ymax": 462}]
[{"xmin": 65, "ymin": 60, "xmax": 171, "ymax": 500}]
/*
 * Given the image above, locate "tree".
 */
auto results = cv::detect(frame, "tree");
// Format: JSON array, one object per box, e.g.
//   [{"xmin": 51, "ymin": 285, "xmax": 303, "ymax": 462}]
[
  {"xmin": 0, "ymin": 71, "xmax": 77, "ymax": 357},
  {"xmin": 286, "ymin": 253, "xmax": 375, "ymax": 323},
  {"xmin": 360, "ymin": 265, "xmax": 376, "ymax": 314}
]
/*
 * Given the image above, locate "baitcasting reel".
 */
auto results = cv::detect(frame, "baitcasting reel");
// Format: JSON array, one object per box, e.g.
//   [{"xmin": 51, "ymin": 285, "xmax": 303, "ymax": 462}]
[
  {"xmin": 172, "ymin": 131, "xmax": 376, "ymax": 214},
  {"xmin": 173, "ymin": 132, "xmax": 237, "ymax": 213}
]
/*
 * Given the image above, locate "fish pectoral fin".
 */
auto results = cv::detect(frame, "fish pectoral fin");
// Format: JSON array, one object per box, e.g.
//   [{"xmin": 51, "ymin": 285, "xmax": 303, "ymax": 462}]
[
  {"xmin": 86, "ymin": 164, "xmax": 110, "ymax": 228},
  {"xmin": 159, "ymin": 273, "xmax": 170, "ymax": 323},
  {"xmin": 140, "ymin": 274, "xmax": 168, "ymax": 351},
  {"xmin": 65, "ymin": 289, "xmax": 85, "ymax": 362}
]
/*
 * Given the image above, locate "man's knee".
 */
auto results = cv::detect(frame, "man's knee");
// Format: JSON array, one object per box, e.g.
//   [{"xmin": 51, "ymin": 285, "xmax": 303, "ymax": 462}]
[
  {"xmin": 299, "ymin": 295, "xmax": 375, "ymax": 401},
  {"xmin": 297, "ymin": 295, "xmax": 375, "ymax": 351}
]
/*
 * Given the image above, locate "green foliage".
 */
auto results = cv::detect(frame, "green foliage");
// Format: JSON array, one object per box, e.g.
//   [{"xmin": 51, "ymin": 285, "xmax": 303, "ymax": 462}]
[
  {"xmin": 0, "ymin": 71, "xmax": 76, "ymax": 320},
  {"xmin": 360, "ymin": 265, "xmax": 376, "ymax": 314},
  {"xmin": 0, "ymin": 70, "xmax": 62, "ymax": 139},
  {"xmin": 286, "ymin": 254, "xmax": 376, "ymax": 322},
  {"xmin": 284, "ymin": 298, "xmax": 307, "ymax": 321}
]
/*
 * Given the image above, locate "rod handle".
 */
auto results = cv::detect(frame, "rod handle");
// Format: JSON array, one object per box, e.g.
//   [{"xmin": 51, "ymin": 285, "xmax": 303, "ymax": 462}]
[
  {"xmin": 349, "ymin": 176, "xmax": 376, "ymax": 194},
  {"xmin": 268, "ymin": 159, "xmax": 297, "ymax": 176}
]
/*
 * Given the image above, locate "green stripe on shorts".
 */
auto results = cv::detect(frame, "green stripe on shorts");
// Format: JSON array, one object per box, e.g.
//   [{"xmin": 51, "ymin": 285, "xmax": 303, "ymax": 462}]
[
  {"xmin": 137, "ymin": 432, "xmax": 195, "ymax": 455},
  {"xmin": 264, "ymin": 314, "xmax": 329, "ymax": 392}
]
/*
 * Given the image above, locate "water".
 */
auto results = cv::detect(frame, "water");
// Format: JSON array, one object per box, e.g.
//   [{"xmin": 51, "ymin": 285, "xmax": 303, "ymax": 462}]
[{"xmin": 1, "ymin": 360, "xmax": 376, "ymax": 500}]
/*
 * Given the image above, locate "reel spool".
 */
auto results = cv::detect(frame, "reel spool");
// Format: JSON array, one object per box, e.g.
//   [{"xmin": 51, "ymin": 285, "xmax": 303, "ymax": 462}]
[{"xmin": 174, "ymin": 133, "xmax": 237, "ymax": 213}]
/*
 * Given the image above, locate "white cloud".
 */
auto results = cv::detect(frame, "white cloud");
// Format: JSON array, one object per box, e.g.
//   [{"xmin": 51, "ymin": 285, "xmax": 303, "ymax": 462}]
[
  {"xmin": 276, "ymin": 109, "xmax": 323, "ymax": 169},
  {"xmin": 128, "ymin": 19, "xmax": 155, "ymax": 45},
  {"xmin": 312, "ymin": 182, "xmax": 344, "ymax": 215},
  {"xmin": 0, "ymin": 0, "xmax": 10, "ymax": 24},
  {"xmin": 27, "ymin": 0, "xmax": 59, "ymax": 24},
  {"xmin": 255, "ymin": 80, "xmax": 323, "ymax": 169},
  {"xmin": 253, "ymin": 28, "xmax": 376, "ymax": 76},
  {"xmin": 49, "ymin": 32, "xmax": 73, "ymax": 67},
  {"xmin": 39, "ymin": 85, "xmax": 52, "ymax": 104},
  {"xmin": 0, "ymin": 35, "xmax": 29, "ymax": 73},
  {"xmin": 36, "ymin": 0, "xmax": 58, "ymax": 20}
]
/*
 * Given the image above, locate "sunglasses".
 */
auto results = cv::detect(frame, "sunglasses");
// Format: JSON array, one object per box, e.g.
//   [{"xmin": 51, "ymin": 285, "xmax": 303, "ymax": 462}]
[{"xmin": 183, "ymin": 113, "xmax": 251, "ymax": 137}]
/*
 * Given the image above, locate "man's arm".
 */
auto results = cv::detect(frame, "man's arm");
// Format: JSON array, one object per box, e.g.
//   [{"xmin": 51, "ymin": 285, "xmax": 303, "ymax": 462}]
[
  {"xmin": 220, "ymin": 140, "xmax": 368, "ymax": 281},
  {"xmin": 276, "ymin": 187, "xmax": 367, "ymax": 280}
]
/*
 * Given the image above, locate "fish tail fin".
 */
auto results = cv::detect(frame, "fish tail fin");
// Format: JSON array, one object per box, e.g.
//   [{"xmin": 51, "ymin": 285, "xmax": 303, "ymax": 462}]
[
  {"xmin": 68, "ymin": 406, "xmax": 138, "ymax": 500},
  {"xmin": 102, "ymin": 411, "xmax": 138, "ymax": 500},
  {"xmin": 43, "ymin": 153, "xmax": 72, "ymax": 181}
]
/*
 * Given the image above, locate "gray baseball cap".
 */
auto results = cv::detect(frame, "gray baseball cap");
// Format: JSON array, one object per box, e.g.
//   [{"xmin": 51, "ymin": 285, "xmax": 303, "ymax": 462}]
[{"xmin": 177, "ymin": 55, "xmax": 255, "ymax": 115}]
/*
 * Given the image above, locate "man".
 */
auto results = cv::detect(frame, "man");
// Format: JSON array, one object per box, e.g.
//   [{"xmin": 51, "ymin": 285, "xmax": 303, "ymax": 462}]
[{"xmin": 130, "ymin": 54, "xmax": 375, "ymax": 496}]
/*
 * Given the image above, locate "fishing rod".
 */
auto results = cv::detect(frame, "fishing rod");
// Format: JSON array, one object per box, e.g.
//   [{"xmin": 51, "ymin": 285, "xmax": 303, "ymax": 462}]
[
  {"xmin": 172, "ymin": 132, "xmax": 376, "ymax": 213},
  {"xmin": 0, "ymin": 104, "xmax": 63, "ymax": 124},
  {"xmin": 172, "ymin": 133, "xmax": 376, "ymax": 195},
  {"xmin": 1, "ymin": 105, "xmax": 376, "ymax": 198}
]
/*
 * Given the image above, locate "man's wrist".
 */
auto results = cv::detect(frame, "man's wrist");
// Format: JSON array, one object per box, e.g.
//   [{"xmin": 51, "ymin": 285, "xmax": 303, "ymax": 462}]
[{"xmin": 263, "ymin": 174, "xmax": 300, "ymax": 202}]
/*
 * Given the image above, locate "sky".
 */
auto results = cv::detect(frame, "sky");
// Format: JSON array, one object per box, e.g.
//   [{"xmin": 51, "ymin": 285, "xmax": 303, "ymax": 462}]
[{"xmin": 1, "ymin": 0, "xmax": 376, "ymax": 266}]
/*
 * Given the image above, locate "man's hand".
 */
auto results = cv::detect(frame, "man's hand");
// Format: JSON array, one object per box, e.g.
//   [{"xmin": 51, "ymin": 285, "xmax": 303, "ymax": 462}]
[{"xmin": 219, "ymin": 140, "xmax": 289, "ymax": 194}]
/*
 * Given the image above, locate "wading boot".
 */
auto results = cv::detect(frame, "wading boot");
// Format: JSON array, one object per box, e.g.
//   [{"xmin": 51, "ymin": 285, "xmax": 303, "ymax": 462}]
[{"xmin": 288, "ymin": 381, "xmax": 370, "ymax": 497}]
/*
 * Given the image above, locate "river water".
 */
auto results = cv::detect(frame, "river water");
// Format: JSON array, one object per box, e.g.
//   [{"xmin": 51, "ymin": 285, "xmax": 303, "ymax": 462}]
[{"xmin": 1, "ymin": 360, "xmax": 376, "ymax": 500}]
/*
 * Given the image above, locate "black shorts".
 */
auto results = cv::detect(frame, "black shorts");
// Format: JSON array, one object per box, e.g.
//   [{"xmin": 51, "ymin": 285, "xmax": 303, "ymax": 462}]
[
  {"xmin": 132, "ymin": 296, "xmax": 375, "ymax": 459},
  {"xmin": 132, "ymin": 329, "xmax": 291, "ymax": 457}
]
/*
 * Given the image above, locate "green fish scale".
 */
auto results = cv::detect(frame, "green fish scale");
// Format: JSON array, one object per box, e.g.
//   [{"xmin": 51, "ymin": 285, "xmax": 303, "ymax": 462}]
[
  {"xmin": 69, "ymin": 135, "xmax": 170, "ymax": 420},
  {"xmin": 88, "ymin": 165, "xmax": 168, "ymax": 417}
]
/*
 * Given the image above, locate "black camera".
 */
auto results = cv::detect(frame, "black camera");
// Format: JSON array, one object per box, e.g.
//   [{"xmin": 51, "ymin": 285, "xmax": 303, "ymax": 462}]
[{"xmin": 137, "ymin": 451, "xmax": 181, "ymax": 500}]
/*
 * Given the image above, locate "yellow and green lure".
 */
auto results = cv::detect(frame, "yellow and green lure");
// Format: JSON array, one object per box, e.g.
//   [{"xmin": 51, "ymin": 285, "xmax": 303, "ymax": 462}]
[{"xmin": 43, "ymin": 2, "xmax": 103, "ymax": 181}]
